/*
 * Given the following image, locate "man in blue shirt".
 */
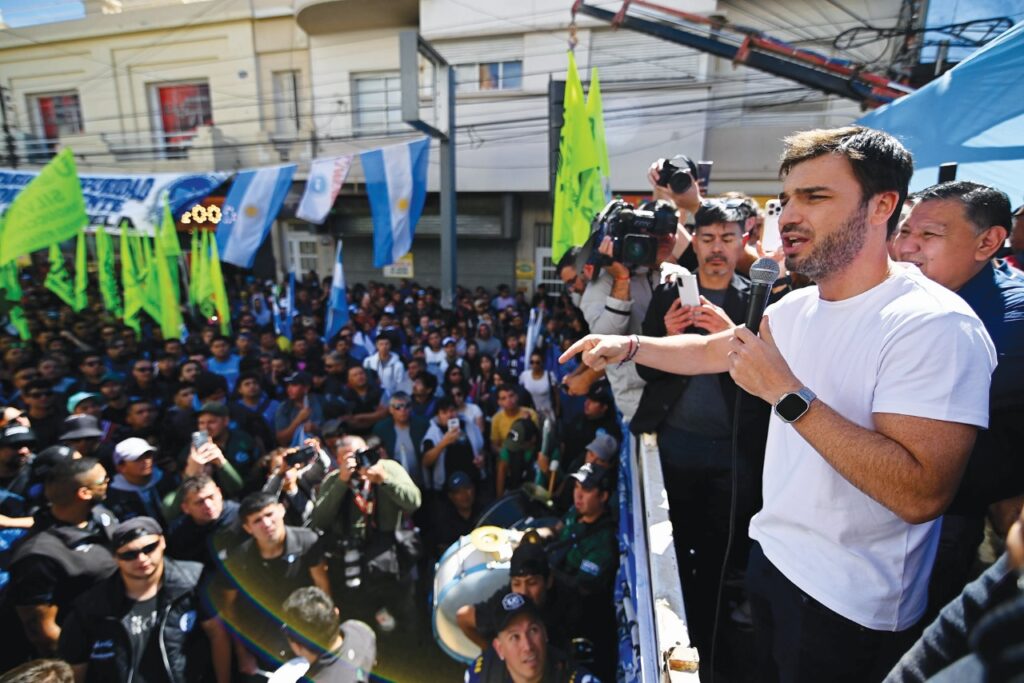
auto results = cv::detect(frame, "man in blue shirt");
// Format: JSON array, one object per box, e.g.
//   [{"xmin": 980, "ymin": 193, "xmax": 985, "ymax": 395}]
[
  {"xmin": 207, "ymin": 335, "xmax": 241, "ymax": 392},
  {"xmin": 896, "ymin": 180, "xmax": 1024, "ymax": 613}
]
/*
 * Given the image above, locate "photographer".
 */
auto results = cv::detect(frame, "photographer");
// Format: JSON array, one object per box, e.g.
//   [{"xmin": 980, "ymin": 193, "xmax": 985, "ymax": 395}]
[
  {"xmin": 310, "ymin": 436, "xmax": 421, "ymax": 633},
  {"xmin": 260, "ymin": 439, "xmax": 331, "ymax": 527},
  {"xmin": 577, "ymin": 157, "xmax": 701, "ymax": 420}
]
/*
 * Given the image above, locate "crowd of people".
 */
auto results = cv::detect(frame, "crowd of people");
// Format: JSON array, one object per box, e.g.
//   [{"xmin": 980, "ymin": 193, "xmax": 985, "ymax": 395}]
[{"xmin": 0, "ymin": 124, "xmax": 1023, "ymax": 683}]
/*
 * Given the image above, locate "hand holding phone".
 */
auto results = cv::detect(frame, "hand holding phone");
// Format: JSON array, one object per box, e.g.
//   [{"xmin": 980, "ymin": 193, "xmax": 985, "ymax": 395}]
[
  {"xmin": 447, "ymin": 418, "xmax": 461, "ymax": 433},
  {"xmin": 677, "ymin": 272, "xmax": 700, "ymax": 308},
  {"xmin": 762, "ymin": 199, "xmax": 782, "ymax": 254}
]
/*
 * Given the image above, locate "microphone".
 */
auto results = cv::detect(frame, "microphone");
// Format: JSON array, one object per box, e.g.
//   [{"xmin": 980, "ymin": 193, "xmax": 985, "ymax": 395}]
[{"xmin": 744, "ymin": 257, "xmax": 781, "ymax": 334}]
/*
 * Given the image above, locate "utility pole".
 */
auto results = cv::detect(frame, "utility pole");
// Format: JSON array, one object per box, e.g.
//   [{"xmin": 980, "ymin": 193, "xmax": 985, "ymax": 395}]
[{"xmin": 0, "ymin": 86, "xmax": 17, "ymax": 168}]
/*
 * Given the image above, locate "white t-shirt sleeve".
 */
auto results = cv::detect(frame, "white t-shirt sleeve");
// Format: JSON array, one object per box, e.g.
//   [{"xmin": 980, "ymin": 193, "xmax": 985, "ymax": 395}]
[{"xmin": 873, "ymin": 311, "xmax": 995, "ymax": 428}]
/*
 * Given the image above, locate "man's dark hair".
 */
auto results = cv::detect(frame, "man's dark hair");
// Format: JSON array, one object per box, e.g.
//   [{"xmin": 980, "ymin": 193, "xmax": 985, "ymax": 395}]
[
  {"xmin": 179, "ymin": 474, "xmax": 216, "ymax": 500},
  {"xmin": 45, "ymin": 457, "xmax": 100, "ymax": 506},
  {"xmin": 0, "ymin": 658, "xmax": 74, "ymax": 683},
  {"xmin": 436, "ymin": 396, "xmax": 457, "ymax": 413},
  {"xmin": 282, "ymin": 586, "xmax": 340, "ymax": 650},
  {"xmin": 210, "ymin": 335, "xmax": 232, "ymax": 347},
  {"xmin": 236, "ymin": 371, "xmax": 262, "ymax": 387},
  {"xmin": 555, "ymin": 246, "xmax": 581, "ymax": 276},
  {"xmin": 239, "ymin": 491, "xmax": 279, "ymax": 521},
  {"xmin": 779, "ymin": 126, "xmax": 913, "ymax": 238},
  {"xmin": 416, "ymin": 372, "xmax": 438, "ymax": 392},
  {"xmin": 912, "ymin": 181, "xmax": 1012, "ymax": 236},
  {"xmin": 497, "ymin": 384, "xmax": 518, "ymax": 398},
  {"xmin": 694, "ymin": 200, "xmax": 746, "ymax": 232}
]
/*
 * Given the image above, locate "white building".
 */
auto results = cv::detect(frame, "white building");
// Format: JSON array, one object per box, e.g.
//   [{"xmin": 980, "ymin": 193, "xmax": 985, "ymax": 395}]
[{"xmin": 0, "ymin": 0, "xmax": 905, "ymax": 289}]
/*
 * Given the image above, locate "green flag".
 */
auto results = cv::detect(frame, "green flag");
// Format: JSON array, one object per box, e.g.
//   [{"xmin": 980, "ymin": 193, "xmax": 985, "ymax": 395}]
[
  {"xmin": 121, "ymin": 224, "xmax": 143, "ymax": 334},
  {"xmin": 74, "ymin": 229, "xmax": 88, "ymax": 312},
  {"xmin": 208, "ymin": 230, "xmax": 231, "ymax": 335},
  {"xmin": 153, "ymin": 203, "xmax": 184, "ymax": 340},
  {"xmin": 585, "ymin": 67, "xmax": 612, "ymax": 203},
  {"xmin": 188, "ymin": 230, "xmax": 199, "ymax": 310},
  {"xmin": 0, "ymin": 259, "xmax": 29, "ymax": 340},
  {"xmin": 196, "ymin": 231, "xmax": 216, "ymax": 320},
  {"xmin": 95, "ymin": 224, "xmax": 122, "ymax": 316},
  {"xmin": 139, "ymin": 234, "xmax": 161, "ymax": 322},
  {"xmin": 0, "ymin": 148, "xmax": 88, "ymax": 265},
  {"xmin": 45, "ymin": 242, "xmax": 76, "ymax": 308},
  {"xmin": 159, "ymin": 199, "xmax": 181, "ymax": 302},
  {"xmin": 551, "ymin": 52, "xmax": 601, "ymax": 263}
]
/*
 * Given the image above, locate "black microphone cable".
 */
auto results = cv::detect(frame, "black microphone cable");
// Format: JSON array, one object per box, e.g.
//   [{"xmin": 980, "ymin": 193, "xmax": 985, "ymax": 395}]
[{"xmin": 708, "ymin": 257, "xmax": 780, "ymax": 682}]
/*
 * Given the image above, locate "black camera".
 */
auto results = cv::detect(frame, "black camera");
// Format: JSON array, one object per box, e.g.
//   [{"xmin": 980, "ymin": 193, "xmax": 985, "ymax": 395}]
[
  {"xmin": 354, "ymin": 437, "xmax": 383, "ymax": 471},
  {"xmin": 588, "ymin": 199, "xmax": 678, "ymax": 269},
  {"xmin": 285, "ymin": 444, "xmax": 319, "ymax": 468},
  {"xmin": 656, "ymin": 155, "xmax": 698, "ymax": 194}
]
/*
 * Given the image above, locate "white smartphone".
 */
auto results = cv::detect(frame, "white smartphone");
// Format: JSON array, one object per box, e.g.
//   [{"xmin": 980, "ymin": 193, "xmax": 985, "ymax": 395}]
[
  {"xmin": 447, "ymin": 418, "xmax": 460, "ymax": 432},
  {"xmin": 677, "ymin": 272, "xmax": 700, "ymax": 308},
  {"xmin": 762, "ymin": 199, "xmax": 783, "ymax": 253}
]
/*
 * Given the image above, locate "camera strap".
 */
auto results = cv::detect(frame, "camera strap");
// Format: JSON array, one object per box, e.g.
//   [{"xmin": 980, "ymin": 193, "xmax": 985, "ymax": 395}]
[{"xmin": 350, "ymin": 479, "xmax": 375, "ymax": 522}]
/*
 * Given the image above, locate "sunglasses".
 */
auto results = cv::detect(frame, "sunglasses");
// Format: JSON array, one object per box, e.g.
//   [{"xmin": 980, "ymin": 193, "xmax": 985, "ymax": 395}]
[
  {"xmin": 134, "ymin": 367, "xmax": 153, "ymax": 373},
  {"xmin": 82, "ymin": 360, "xmax": 101, "ymax": 366},
  {"xmin": 390, "ymin": 403, "xmax": 410, "ymax": 410},
  {"xmin": 27, "ymin": 391, "xmax": 53, "ymax": 398},
  {"xmin": 116, "ymin": 540, "xmax": 160, "ymax": 561}
]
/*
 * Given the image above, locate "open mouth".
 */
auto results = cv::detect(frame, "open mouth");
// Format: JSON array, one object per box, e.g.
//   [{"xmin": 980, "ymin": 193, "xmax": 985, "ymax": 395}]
[{"xmin": 782, "ymin": 233, "xmax": 809, "ymax": 254}]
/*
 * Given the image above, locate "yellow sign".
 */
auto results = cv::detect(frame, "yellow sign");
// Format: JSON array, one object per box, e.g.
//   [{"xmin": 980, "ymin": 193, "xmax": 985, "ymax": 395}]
[
  {"xmin": 515, "ymin": 260, "xmax": 536, "ymax": 280},
  {"xmin": 383, "ymin": 253, "xmax": 415, "ymax": 278},
  {"xmin": 180, "ymin": 204, "xmax": 222, "ymax": 225}
]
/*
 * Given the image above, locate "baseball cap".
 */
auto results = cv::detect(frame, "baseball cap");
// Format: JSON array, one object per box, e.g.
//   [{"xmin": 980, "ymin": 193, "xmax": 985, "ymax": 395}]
[
  {"xmin": 503, "ymin": 417, "xmax": 537, "ymax": 453},
  {"xmin": 112, "ymin": 516, "xmax": 163, "ymax": 550},
  {"xmin": 586, "ymin": 382, "xmax": 614, "ymax": 406},
  {"xmin": 585, "ymin": 434, "xmax": 619, "ymax": 462},
  {"xmin": 442, "ymin": 336, "xmax": 456, "ymax": 346},
  {"xmin": 101, "ymin": 372, "xmax": 125, "ymax": 385},
  {"xmin": 113, "ymin": 437, "xmax": 156, "ymax": 465},
  {"xmin": 284, "ymin": 371, "xmax": 312, "ymax": 386},
  {"xmin": 197, "ymin": 402, "xmax": 229, "ymax": 417},
  {"xmin": 67, "ymin": 391, "xmax": 102, "ymax": 413},
  {"xmin": 570, "ymin": 462, "xmax": 611, "ymax": 491},
  {"xmin": 0, "ymin": 424, "xmax": 37, "ymax": 448},
  {"xmin": 445, "ymin": 470, "xmax": 473, "ymax": 492},
  {"xmin": 60, "ymin": 414, "xmax": 104, "ymax": 440},
  {"xmin": 510, "ymin": 541, "xmax": 549, "ymax": 578},
  {"xmin": 494, "ymin": 593, "xmax": 543, "ymax": 633},
  {"xmin": 321, "ymin": 418, "xmax": 345, "ymax": 438}
]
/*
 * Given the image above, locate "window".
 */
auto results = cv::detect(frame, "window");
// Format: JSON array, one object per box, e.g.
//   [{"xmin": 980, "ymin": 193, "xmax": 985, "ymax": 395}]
[
  {"xmin": 286, "ymin": 234, "xmax": 320, "ymax": 275},
  {"xmin": 272, "ymin": 70, "xmax": 300, "ymax": 135},
  {"xmin": 455, "ymin": 61, "xmax": 523, "ymax": 93},
  {"xmin": 29, "ymin": 91, "xmax": 83, "ymax": 140},
  {"xmin": 352, "ymin": 72, "xmax": 402, "ymax": 135},
  {"xmin": 150, "ymin": 81, "xmax": 213, "ymax": 157}
]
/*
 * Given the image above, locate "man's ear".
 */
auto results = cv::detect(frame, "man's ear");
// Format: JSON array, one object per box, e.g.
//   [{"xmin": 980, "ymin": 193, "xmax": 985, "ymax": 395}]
[
  {"xmin": 976, "ymin": 226, "xmax": 1008, "ymax": 262},
  {"xmin": 492, "ymin": 636, "xmax": 505, "ymax": 661}
]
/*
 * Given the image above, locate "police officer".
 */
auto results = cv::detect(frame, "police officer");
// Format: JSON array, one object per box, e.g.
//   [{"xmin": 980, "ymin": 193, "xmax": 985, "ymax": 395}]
[
  {"xmin": 58, "ymin": 517, "xmax": 226, "ymax": 683},
  {"xmin": 465, "ymin": 593, "xmax": 596, "ymax": 683},
  {"xmin": 538, "ymin": 463, "xmax": 618, "ymax": 681},
  {"xmin": 9, "ymin": 457, "xmax": 117, "ymax": 656}
]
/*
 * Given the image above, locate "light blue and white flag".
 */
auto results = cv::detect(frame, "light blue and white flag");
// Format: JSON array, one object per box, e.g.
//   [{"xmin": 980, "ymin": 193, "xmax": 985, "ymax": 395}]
[
  {"xmin": 216, "ymin": 164, "xmax": 297, "ymax": 268},
  {"xmin": 296, "ymin": 155, "xmax": 353, "ymax": 225},
  {"xmin": 324, "ymin": 240, "xmax": 350, "ymax": 343},
  {"xmin": 359, "ymin": 138, "xmax": 430, "ymax": 268}
]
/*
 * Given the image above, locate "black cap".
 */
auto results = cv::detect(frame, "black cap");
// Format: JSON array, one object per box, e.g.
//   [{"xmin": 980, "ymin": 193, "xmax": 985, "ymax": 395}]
[
  {"xmin": 284, "ymin": 371, "xmax": 312, "ymax": 386},
  {"xmin": 0, "ymin": 424, "xmax": 37, "ymax": 447},
  {"xmin": 445, "ymin": 470, "xmax": 473, "ymax": 492},
  {"xmin": 570, "ymin": 462, "xmax": 611, "ymax": 491},
  {"xmin": 197, "ymin": 402, "xmax": 229, "ymax": 417},
  {"xmin": 586, "ymin": 382, "xmax": 614, "ymax": 406},
  {"xmin": 60, "ymin": 414, "xmax": 104, "ymax": 440},
  {"xmin": 112, "ymin": 516, "xmax": 163, "ymax": 550},
  {"xmin": 494, "ymin": 593, "xmax": 543, "ymax": 633},
  {"xmin": 510, "ymin": 541, "xmax": 549, "ymax": 578}
]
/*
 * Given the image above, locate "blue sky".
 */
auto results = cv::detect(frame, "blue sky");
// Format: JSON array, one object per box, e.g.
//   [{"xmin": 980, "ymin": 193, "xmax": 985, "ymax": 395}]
[{"xmin": 0, "ymin": 0, "xmax": 83, "ymax": 28}]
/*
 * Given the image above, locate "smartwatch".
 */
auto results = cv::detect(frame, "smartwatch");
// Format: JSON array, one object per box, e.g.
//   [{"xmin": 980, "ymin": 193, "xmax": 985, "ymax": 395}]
[{"xmin": 774, "ymin": 387, "xmax": 816, "ymax": 423}]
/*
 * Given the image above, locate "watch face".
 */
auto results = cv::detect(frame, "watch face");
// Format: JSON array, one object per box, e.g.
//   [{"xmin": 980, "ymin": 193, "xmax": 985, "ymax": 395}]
[{"xmin": 776, "ymin": 392, "xmax": 808, "ymax": 422}]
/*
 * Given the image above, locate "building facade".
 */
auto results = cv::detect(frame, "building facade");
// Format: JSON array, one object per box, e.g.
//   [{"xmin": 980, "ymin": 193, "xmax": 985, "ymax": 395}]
[{"xmin": 0, "ymin": 0, "xmax": 903, "ymax": 291}]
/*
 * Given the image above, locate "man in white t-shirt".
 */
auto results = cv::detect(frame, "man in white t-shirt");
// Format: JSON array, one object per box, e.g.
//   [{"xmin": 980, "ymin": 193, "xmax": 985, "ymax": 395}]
[{"xmin": 561, "ymin": 126, "xmax": 997, "ymax": 682}]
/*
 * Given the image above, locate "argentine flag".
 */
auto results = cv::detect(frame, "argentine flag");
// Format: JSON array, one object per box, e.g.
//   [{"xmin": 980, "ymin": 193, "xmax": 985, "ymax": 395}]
[
  {"xmin": 296, "ymin": 154, "xmax": 353, "ymax": 225},
  {"xmin": 359, "ymin": 138, "xmax": 430, "ymax": 268},
  {"xmin": 217, "ymin": 164, "xmax": 297, "ymax": 268},
  {"xmin": 325, "ymin": 240, "xmax": 349, "ymax": 343}
]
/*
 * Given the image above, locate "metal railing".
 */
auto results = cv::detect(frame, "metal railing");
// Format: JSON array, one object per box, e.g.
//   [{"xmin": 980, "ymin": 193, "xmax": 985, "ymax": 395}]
[{"xmin": 619, "ymin": 431, "xmax": 700, "ymax": 681}]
